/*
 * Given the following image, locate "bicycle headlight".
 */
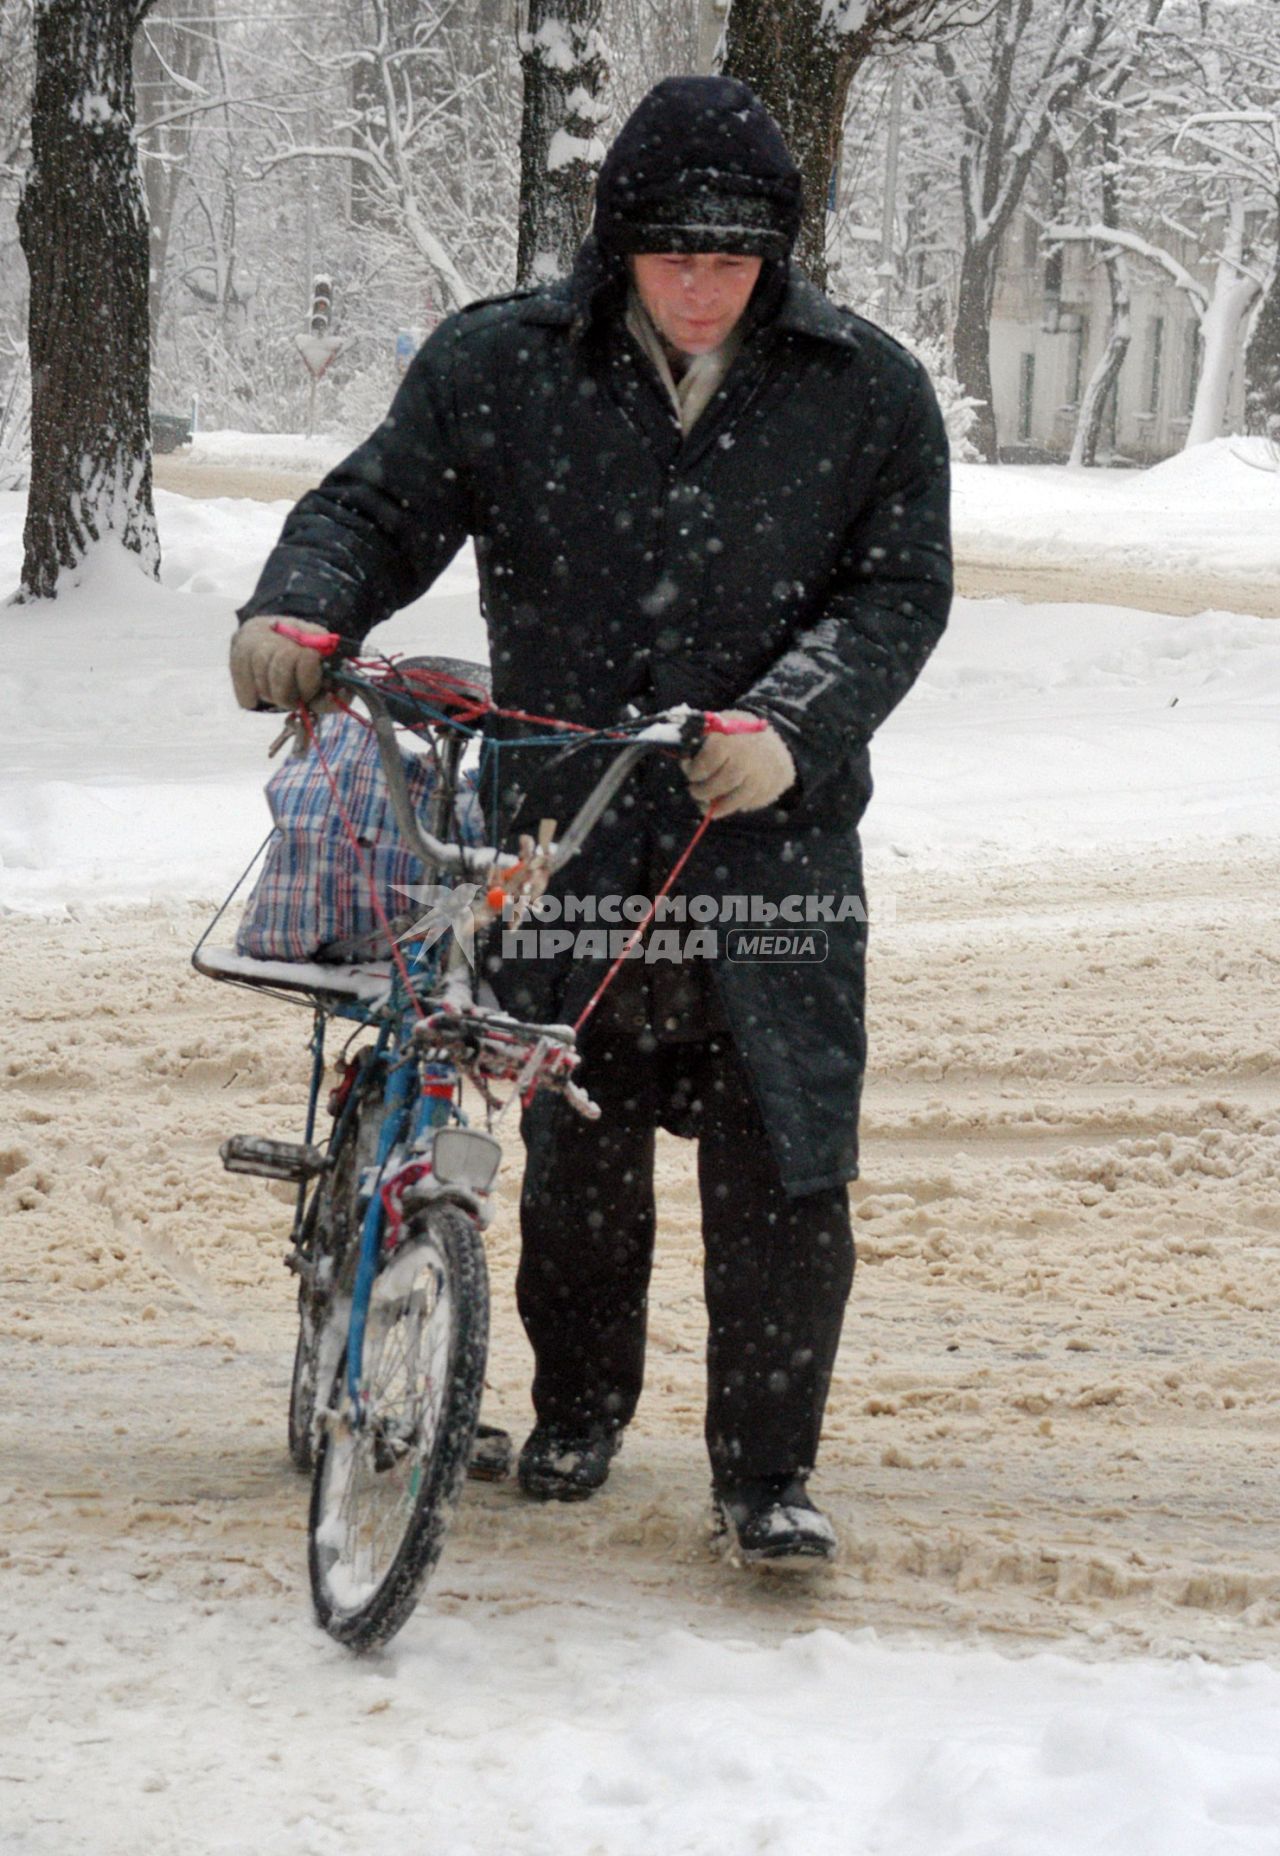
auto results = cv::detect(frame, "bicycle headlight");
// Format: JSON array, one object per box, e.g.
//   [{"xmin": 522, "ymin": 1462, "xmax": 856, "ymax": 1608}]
[{"xmin": 431, "ymin": 1126, "xmax": 502, "ymax": 1195}]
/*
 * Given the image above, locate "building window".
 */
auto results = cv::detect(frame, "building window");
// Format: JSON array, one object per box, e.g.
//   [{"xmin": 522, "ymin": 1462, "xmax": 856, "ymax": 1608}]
[
  {"xmin": 1023, "ymin": 213, "xmax": 1040, "ymax": 269},
  {"xmin": 1018, "ymin": 352, "xmax": 1036, "ymax": 440},
  {"xmin": 1145, "ymin": 315, "xmax": 1165, "ymax": 417},
  {"xmin": 1068, "ymin": 318, "xmax": 1089, "ymax": 407}
]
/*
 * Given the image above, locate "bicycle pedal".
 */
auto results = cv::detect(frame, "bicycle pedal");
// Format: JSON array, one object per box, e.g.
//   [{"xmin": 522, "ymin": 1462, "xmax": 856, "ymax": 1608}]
[
  {"xmin": 221, "ymin": 1135, "xmax": 327, "ymax": 1182},
  {"xmin": 467, "ymin": 1424, "xmax": 513, "ymax": 1482}
]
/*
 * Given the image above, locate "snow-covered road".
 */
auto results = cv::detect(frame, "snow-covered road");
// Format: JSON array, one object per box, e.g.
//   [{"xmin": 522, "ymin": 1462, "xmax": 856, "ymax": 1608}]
[{"xmin": 4, "ymin": 847, "xmax": 1280, "ymax": 1851}]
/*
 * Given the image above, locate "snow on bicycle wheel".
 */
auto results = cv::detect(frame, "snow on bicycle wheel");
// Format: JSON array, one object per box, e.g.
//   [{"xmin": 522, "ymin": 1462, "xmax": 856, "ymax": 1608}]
[{"xmin": 307, "ymin": 1205, "xmax": 489, "ymax": 1650}]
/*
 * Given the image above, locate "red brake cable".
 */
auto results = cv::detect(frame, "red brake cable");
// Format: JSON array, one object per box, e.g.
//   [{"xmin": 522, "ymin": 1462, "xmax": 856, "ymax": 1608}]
[{"xmin": 570, "ymin": 802, "xmax": 719, "ymax": 1038}]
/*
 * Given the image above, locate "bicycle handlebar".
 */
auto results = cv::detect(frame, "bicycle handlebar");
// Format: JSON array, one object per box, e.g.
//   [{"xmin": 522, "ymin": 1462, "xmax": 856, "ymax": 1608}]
[{"xmin": 266, "ymin": 621, "xmax": 764, "ymax": 883}]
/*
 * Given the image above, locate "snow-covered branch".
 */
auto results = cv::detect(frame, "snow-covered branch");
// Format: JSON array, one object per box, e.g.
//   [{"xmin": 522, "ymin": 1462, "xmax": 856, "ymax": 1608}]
[{"xmin": 1045, "ymin": 219, "xmax": 1211, "ymax": 311}]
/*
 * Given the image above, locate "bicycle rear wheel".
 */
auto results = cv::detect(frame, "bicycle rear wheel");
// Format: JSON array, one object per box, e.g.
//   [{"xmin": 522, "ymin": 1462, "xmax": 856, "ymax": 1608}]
[{"xmin": 307, "ymin": 1202, "xmax": 488, "ymax": 1650}]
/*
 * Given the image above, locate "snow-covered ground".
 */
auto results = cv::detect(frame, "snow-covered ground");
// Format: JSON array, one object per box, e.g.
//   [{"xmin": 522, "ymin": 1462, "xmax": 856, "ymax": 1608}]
[
  {"xmin": 2, "ymin": 446, "xmax": 1280, "ymax": 1854},
  {"xmin": 18, "ymin": 1583, "xmax": 1280, "ymax": 1856},
  {"xmin": 183, "ymin": 428, "xmax": 354, "ymax": 480},
  {"xmin": 952, "ymin": 437, "xmax": 1280, "ymax": 583}
]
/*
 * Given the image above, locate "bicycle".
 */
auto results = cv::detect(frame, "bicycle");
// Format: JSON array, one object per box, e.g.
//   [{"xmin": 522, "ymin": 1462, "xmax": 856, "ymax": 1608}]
[{"xmin": 196, "ymin": 635, "xmax": 753, "ymax": 1649}]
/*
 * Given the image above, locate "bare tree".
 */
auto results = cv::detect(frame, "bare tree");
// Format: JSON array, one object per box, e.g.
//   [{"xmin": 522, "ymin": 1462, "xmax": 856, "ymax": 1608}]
[
  {"xmin": 936, "ymin": 0, "xmax": 1119, "ymax": 460},
  {"xmin": 516, "ymin": 0, "xmax": 608, "ymax": 286},
  {"xmin": 0, "ymin": 0, "xmax": 35, "ymax": 187},
  {"xmin": 0, "ymin": 0, "xmax": 36, "ymax": 478},
  {"xmin": 1066, "ymin": 101, "xmax": 1133, "ymax": 466},
  {"xmin": 17, "ymin": 0, "xmax": 158, "ymax": 602},
  {"xmin": 135, "ymin": 0, "xmax": 215, "ymax": 355},
  {"xmin": 1048, "ymin": 2, "xmax": 1279, "ymax": 452},
  {"xmin": 1047, "ymin": 0, "xmax": 1168, "ymax": 465},
  {"xmin": 251, "ymin": 2, "xmax": 518, "ymax": 314},
  {"xmin": 722, "ymin": 0, "xmax": 973, "ymax": 289}
]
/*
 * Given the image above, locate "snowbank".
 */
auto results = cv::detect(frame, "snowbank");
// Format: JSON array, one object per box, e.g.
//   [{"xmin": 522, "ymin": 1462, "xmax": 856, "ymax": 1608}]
[
  {"xmin": 173, "ymin": 428, "xmax": 1280, "ymax": 582},
  {"xmin": 182, "ymin": 427, "xmax": 355, "ymax": 478},
  {"xmin": 953, "ymin": 438, "xmax": 1280, "ymax": 582},
  {"xmin": 0, "ymin": 488, "xmax": 483, "ymax": 912}
]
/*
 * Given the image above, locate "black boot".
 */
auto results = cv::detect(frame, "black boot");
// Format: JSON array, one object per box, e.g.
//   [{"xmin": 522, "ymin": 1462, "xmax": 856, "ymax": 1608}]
[
  {"xmin": 713, "ymin": 1474, "xmax": 837, "ymax": 1565},
  {"xmin": 517, "ymin": 1423, "xmax": 622, "ymax": 1501}
]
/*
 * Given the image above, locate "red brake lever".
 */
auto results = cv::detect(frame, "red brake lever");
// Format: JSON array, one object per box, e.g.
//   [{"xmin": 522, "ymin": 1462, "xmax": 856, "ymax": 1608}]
[
  {"xmin": 270, "ymin": 620, "xmax": 342, "ymax": 655},
  {"xmin": 704, "ymin": 712, "xmax": 768, "ymax": 735}
]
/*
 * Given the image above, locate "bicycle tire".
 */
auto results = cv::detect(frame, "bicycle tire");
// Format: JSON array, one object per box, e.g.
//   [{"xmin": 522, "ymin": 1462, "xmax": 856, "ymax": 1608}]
[
  {"xmin": 288, "ymin": 1065, "xmax": 382, "ymax": 1471},
  {"xmin": 307, "ymin": 1202, "xmax": 489, "ymax": 1650}
]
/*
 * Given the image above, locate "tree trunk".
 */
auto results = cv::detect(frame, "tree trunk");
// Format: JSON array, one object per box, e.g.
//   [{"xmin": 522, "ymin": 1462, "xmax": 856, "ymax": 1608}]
[
  {"xmin": 1070, "ymin": 251, "xmax": 1129, "ymax": 467},
  {"xmin": 697, "ymin": 0, "xmax": 730, "ymax": 73},
  {"xmin": 1069, "ymin": 100, "xmax": 1129, "ymax": 469},
  {"xmin": 952, "ymin": 239, "xmax": 998, "ymax": 462},
  {"xmin": 516, "ymin": 0, "xmax": 608, "ymax": 287},
  {"xmin": 17, "ymin": 0, "xmax": 157, "ymax": 602},
  {"xmin": 722, "ymin": 0, "xmax": 863, "ymax": 290},
  {"xmin": 1243, "ymin": 240, "xmax": 1280, "ymax": 445},
  {"xmin": 1186, "ymin": 198, "xmax": 1261, "ymax": 448}
]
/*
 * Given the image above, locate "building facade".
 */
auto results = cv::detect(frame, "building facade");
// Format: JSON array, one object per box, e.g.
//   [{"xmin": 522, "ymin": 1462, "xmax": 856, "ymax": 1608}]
[{"xmin": 988, "ymin": 209, "xmax": 1244, "ymax": 463}]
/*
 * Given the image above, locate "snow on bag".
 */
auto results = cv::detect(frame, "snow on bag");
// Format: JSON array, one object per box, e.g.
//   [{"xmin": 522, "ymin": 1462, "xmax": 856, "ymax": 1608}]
[{"xmin": 235, "ymin": 711, "xmax": 479, "ymax": 962}]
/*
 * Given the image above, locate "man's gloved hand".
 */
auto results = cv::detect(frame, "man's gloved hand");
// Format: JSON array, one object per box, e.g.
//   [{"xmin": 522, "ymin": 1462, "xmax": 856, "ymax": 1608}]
[
  {"xmin": 683, "ymin": 712, "xmax": 796, "ymax": 817},
  {"xmin": 229, "ymin": 614, "xmax": 330, "ymax": 711}
]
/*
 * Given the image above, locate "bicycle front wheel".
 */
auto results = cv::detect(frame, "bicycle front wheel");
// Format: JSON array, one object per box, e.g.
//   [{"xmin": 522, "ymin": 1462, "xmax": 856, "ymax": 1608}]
[
  {"xmin": 307, "ymin": 1203, "xmax": 489, "ymax": 1650},
  {"xmin": 289, "ymin": 1065, "xmax": 382, "ymax": 1472}
]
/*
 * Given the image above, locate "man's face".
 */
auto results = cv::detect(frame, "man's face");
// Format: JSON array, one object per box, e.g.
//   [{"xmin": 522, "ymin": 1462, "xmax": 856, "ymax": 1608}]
[{"xmin": 631, "ymin": 251, "xmax": 764, "ymax": 356}]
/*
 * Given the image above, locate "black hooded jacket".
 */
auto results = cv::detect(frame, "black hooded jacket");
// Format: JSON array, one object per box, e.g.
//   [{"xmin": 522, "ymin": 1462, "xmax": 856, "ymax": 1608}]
[{"xmin": 239, "ymin": 233, "xmax": 952, "ymax": 1193}]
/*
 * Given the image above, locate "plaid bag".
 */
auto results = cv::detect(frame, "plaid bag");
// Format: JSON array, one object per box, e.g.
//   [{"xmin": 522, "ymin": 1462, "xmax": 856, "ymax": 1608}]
[{"xmin": 235, "ymin": 712, "xmax": 481, "ymax": 962}]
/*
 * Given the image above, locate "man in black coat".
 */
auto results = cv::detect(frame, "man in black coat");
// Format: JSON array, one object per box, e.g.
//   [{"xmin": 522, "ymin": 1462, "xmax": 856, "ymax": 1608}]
[{"xmin": 232, "ymin": 76, "xmax": 952, "ymax": 1563}]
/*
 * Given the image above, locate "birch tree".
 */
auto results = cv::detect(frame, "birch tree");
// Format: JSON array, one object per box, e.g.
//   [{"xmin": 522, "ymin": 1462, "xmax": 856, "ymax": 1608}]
[{"xmin": 17, "ymin": 0, "xmax": 158, "ymax": 602}]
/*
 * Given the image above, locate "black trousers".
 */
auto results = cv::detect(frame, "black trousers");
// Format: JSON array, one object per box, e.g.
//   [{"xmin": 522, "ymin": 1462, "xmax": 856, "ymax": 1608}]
[{"xmin": 517, "ymin": 1028, "xmax": 856, "ymax": 1487}]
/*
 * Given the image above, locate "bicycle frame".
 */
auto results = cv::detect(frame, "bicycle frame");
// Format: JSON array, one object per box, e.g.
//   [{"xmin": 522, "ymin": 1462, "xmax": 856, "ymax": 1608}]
[{"xmin": 264, "ymin": 668, "xmax": 715, "ymax": 1438}]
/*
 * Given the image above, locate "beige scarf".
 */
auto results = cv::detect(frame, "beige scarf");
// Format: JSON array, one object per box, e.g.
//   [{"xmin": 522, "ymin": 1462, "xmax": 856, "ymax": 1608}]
[{"xmin": 625, "ymin": 287, "xmax": 742, "ymax": 435}]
